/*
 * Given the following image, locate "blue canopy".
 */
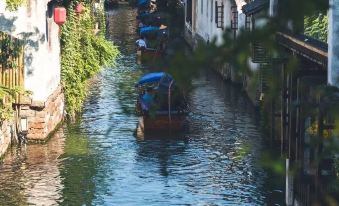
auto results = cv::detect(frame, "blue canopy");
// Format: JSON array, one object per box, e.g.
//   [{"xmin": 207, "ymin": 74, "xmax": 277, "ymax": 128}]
[
  {"xmin": 140, "ymin": 26, "xmax": 160, "ymax": 36},
  {"xmin": 137, "ymin": 71, "xmax": 173, "ymax": 85},
  {"xmin": 138, "ymin": 0, "xmax": 150, "ymax": 7}
]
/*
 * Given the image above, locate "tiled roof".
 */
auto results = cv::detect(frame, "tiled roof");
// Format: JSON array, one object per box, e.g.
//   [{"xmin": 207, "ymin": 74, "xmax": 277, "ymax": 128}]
[
  {"xmin": 242, "ymin": 0, "xmax": 269, "ymax": 15},
  {"xmin": 276, "ymin": 32, "xmax": 328, "ymax": 67}
]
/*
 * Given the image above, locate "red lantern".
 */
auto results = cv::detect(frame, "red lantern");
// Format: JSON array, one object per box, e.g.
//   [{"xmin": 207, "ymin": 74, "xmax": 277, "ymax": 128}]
[
  {"xmin": 75, "ymin": 3, "xmax": 84, "ymax": 14},
  {"xmin": 54, "ymin": 7, "xmax": 67, "ymax": 26}
]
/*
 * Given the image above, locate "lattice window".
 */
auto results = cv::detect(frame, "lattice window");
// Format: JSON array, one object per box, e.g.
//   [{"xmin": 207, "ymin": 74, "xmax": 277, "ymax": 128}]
[
  {"xmin": 252, "ymin": 42, "xmax": 270, "ymax": 63},
  {"xmin": 231, "ymin": 6, "xmax": 238, "ymax": 30},
  {"xmin": 215, "ymin": 1, "xmax": 224, "ymax": 29}
]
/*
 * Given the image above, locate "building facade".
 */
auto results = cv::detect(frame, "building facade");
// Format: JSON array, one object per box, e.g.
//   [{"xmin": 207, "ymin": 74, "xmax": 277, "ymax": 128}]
[
  {"xmin": 0, "ymin": 0, "xmax": 64, "ymax": 157},
  {"xmin": 184, "ymin": 0, "xmax": 338, "ymax": 205}
]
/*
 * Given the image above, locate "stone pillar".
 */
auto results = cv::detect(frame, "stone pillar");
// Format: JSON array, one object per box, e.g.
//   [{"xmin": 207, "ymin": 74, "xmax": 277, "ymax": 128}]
[{"xmin": 328, "ymin": 0, "xmax": 339, "ymax": 87}]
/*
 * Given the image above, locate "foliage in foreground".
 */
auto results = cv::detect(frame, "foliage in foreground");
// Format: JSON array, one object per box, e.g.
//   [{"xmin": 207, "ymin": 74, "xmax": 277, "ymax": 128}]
[
  {"xmin": 60, "ymin": 2, "xmax": 119, "ymax": 119},
  {"xmin": 176, "ymin": 0, "xmax": 337, "ymax": 204}
]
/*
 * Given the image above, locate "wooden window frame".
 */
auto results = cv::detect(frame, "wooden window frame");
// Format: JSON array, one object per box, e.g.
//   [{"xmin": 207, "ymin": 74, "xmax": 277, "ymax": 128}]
[
  {"xmin": 231, "ymin": 6, "xmax": 238, "ymax": 30},
  {"xmin": 215, "ymin": 1, "xmax": 224, "ymax": 29}
]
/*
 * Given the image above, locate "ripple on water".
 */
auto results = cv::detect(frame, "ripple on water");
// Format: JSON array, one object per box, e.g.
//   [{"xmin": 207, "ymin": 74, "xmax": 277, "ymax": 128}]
[{"xmin": 0, "ymin": 5, "xmax": 284, "ymax": 206}]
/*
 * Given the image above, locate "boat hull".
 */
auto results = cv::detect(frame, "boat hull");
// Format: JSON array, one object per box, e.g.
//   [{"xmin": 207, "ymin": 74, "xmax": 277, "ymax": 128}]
[
  {"xmin": 137, "ymin": 49, "xmax": 163, "ymax": 64},
  {"xmin": 137, "ymin": 114, "xmax": 186, "ymax": 134}
]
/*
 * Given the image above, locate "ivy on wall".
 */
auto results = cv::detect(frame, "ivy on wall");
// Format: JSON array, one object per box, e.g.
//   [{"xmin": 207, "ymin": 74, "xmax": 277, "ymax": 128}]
[
  {"xmin": 0, "ymin": 86, "xmax": 30, "ymax": 122},
  {"xmin": 60, "ymin": 1, "xmax": 119, "ymax": 119},
  {"xmin": 304, "ymin": 13, "xmax": 328, "ymax": 42}
]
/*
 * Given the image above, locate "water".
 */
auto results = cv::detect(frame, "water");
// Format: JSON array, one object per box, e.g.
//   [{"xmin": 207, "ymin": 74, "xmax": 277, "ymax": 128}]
[{"xmin": 0, "ymin": 5, "xmax": 283, "ymax": 206}]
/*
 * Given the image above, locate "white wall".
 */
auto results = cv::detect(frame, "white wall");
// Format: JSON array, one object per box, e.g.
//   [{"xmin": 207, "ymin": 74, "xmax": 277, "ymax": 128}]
[
  {"xmin": 195, "ymin": 0, "xmax": 224, "ymax": 44},
  {"xmin": 328, "ymin": 0, "xmax": 339, "ymax": 87},
  {"xmin": 193, "ymin": 0, "xmax": 248, "ymax": 45},
  {"xmin": 0, "ymin": 0, "xmax": 61, "ymax": 102}
]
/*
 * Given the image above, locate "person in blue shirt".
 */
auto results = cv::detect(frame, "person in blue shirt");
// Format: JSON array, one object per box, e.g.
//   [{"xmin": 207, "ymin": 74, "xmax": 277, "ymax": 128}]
[
  {"xmin": 141, "ymin": 87, "xmax": 154, "ymax": 112},
  {"xmin": 136, "ymin": 36, "xmax": 147, "ymax": 51}
]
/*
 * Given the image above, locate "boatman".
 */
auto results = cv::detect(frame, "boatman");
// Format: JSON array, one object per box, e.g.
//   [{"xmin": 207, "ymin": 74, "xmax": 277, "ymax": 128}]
[
  {"xmin": 136, "ymin": 36, "xmax": 147, "ymax": 51},
  {"xmin": 141, "ymin": 87, "xmax": 155, "ymax": 113}
]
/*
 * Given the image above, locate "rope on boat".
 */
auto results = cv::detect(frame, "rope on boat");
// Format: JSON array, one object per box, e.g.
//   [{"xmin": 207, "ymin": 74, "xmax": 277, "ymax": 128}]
[{"xmin": 168, "ymin": 80, "xmax": 174, "ymax": 127}]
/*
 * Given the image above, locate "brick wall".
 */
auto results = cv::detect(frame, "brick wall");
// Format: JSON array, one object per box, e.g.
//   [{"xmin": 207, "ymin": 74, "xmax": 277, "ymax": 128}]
[{"xmin": 20, "ymin": 85, "xmax": 64, "ymax": 141}]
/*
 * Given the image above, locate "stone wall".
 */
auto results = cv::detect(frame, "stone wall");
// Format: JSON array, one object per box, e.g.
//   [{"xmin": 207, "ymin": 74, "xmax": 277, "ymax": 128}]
[
  {"xmin": 0, "ymin": 121, "xmax": 13, "ymax": 158},
  {"xmin": 20, "ymin": 85, "xmax": 64, "ymax": 141}
]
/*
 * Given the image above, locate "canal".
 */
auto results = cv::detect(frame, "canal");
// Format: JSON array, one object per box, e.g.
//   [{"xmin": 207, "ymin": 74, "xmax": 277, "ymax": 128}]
[{"xmin": 0, "ymin": 5, "xmax": 283, "ymax": 206}]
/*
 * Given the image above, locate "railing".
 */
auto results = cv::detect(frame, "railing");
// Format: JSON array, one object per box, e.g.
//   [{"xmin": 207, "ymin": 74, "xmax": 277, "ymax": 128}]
[{"xmin": 0, "ymin": 32, "xmax": 25, "ymax": 103}]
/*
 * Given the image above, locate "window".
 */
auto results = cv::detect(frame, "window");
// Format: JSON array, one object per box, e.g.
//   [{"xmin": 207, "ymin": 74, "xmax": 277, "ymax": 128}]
[
  {"xmin": 215, "ymin": 1, "xmax": 224, "ymax": 29},
  {"xmin": 231, "ymin": 6, "xmax": 238, "ymax": 30}
]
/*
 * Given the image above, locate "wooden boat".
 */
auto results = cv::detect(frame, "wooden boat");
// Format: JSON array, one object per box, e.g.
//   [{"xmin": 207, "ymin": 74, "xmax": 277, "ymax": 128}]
[
  {"xmin": 137, "ymin": 112, "xmax": 186, "ymax": 134},
  {"xmin": 137, "ymin": 48, "xmax": 163, "ymax": 63},
  {"xmin": 135, "ymin": 72, "xmax": 188, "ymax": 135},
  {"xmin": 136, "ymin": 29, "xmax": 168, "ymax": 63}
]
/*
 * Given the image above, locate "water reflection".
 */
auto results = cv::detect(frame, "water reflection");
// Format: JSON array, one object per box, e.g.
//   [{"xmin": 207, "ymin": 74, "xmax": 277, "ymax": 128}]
[
  {"xmin": 0, "ymin": 4, "xmax": 283, "ymax": 206},
  {"xmin": 59, "ymin": 124, "xmax": 98, "ymax": 206},
  {"xmin": 0, "ymin": 131, "xmax": 65, "ymax": 205}
]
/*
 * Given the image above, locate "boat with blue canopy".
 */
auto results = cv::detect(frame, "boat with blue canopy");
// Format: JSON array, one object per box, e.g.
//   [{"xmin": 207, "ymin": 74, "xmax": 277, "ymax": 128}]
[
  {"xmin": 136, "ymin": 26, "xmax": 168, "ymax": 63},
  {"xmin": 137, "ymin": 0, "xmax": 150, "ymax": 8},
  {"xmin": 136, "ymin": 72, "xmax": 172, "ymax": 85},
  {"xmin": 135, "ymin": 72, "xmax": 188, "ymax": 136},
  {"xmin": 140, "ymin": 26, "xmax": 162, "ymax": 36}
]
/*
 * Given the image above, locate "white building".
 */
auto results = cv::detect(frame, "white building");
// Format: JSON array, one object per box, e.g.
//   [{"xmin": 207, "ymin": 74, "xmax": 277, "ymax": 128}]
[
  {"xmin": 0, "ymin": 0, "xmax": 61, "ymax": 101},
  {"xmin": 0, "ymin": 0, "xmax": 64, "ymax": 145},
  {"xmin": 184, "ymin": 0, "xmax": 251, "ymax": 47},
  {"xmin": 328, "ymin": 0, "xmax": 339, "ymax": 87}
]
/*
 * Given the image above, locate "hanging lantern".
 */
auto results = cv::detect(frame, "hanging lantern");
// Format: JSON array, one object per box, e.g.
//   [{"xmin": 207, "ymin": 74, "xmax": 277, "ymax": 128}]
[
  {"xmin": 54, "ymin": 7, "xmax": 67, "ymax": 26},
  {"xmin": 75, "ymin": 3, "xmax": 84, "ymax": 14}
]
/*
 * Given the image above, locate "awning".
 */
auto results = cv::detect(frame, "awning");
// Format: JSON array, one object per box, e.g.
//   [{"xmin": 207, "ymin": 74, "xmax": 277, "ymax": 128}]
[
  {"xmin": 137, "ymin": 72, "xmax": 172, "ymax": 85},
  {"xmin": 140, "ymin": 26, "xmax": 160, "ymax": 35},
  {"xmin": 242, "ymin": 0, "xmax": 269, "ymax": 15},
  {"xmin": 136, "ymin": 72, "xmax": 175, "ymax": 92},
  {"xmin": 138, "ymin": 0, "xmax": 150, "ymax": 8}
]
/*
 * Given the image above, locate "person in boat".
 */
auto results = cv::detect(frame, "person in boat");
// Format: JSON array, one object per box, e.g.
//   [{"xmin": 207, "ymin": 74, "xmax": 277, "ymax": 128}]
[
  {"xmin": 149, "ymin": 0, "xmax": 157, "ymax": 13},
  {"xmin": 138, "ymin": 21, "xmax": 145, "ymax": 29},
  {"xmin": 141, "ymin": 87, "xmax": 155, "ymax": 113},
  {"xmin": 136, "ymin": 36, "xmax": 147, "ymax": 51}
]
